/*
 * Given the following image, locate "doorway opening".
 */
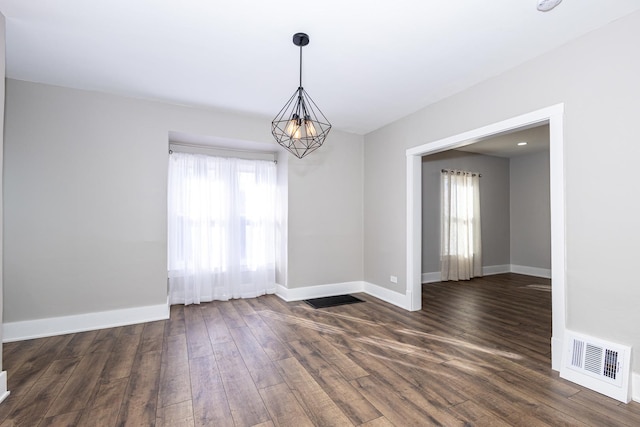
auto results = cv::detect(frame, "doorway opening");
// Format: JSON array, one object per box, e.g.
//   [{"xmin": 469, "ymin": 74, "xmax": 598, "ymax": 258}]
[{"xmin": 405, "ymin": 104, "xmax": 565, "ymax": 370}]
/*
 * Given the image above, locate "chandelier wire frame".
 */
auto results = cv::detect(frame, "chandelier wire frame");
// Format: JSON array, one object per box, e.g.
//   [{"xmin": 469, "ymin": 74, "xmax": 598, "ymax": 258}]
[{"xmin": 271, "ymin": 33, "xmax": 331, "ymax": 159}]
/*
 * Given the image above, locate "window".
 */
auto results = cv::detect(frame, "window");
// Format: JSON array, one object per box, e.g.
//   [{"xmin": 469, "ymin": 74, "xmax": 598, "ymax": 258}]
[
  {"xmin": 168, "ymin": 152, "xmax": 277, "ymax": 304},
  {"xmin": 440, "ymin": 169, "xmax": 482, "ymax": 281}
]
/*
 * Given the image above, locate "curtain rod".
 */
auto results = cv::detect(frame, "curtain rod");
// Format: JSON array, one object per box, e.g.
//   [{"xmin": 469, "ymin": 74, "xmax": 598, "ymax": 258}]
[
  {"xmin": 170, "ymin": 141, "xmax": 274, "ymax": 154},
  {"xmin": 169, "ymin": 142, "xmax": 277, "ymax": 163},
  {"xmin": 441, "ymin": 169, "xmax": 482, "ymax": 177}
]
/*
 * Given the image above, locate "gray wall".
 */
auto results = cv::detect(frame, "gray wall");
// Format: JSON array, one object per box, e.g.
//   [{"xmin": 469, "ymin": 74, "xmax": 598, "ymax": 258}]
[
  {"xmin": 510, "ymin": 150, "xmax": 551, "ymax": 269},
  {"xmin": 3, "ymin": 79, "xmax": 363, "ymax": 323},
  {"xmin": 422, "ymin": 151, "xmax": 510, "ymax": 273},
  {"xmin": 364, "ymin": 10, "xmax": 640, "ymax": 369},
  {"xmin": 287, "ymin": 139, "xmax": 364, "ymax": 287}
]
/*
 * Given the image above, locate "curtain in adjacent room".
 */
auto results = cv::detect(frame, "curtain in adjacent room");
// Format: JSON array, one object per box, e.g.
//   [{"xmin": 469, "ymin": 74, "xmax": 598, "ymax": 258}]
[
  {"xmin": 440, "ymin": 169, "xmax": 482, "ymax": 281},
  {"xmin": 168, "ymin": 152, "xmax": 277, "ymax": 305}
]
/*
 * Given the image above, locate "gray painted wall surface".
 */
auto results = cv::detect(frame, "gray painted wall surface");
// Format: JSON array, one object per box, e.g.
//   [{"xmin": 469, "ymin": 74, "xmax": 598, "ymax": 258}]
[
  {"xmin": 364, "ymin": 11, "xmax": 640, "ymax": 369},
  {"xmin": 422, "ymin": 151, "xmax": 510, "ymax": 273},
  {"xmin": 4, "ymin": 79, "xmax": 363, "ymax": 322},
  {"xmin": 510, "ymin": 151, "xmax": 551, "ymax": 269}
]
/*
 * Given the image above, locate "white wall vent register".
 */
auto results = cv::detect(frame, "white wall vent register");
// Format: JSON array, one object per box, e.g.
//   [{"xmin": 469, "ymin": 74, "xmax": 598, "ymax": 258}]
[{"xmin": 560, "ymin": 330, "xmax": 631, "ymax": 403}]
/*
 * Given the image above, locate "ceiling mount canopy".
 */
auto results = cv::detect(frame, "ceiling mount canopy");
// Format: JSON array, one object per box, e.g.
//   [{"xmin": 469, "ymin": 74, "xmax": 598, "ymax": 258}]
[
  {"xmin": 271, "ymin": 32, "xmax": 332, "ymax": 159},
  {"xmin": 292, "ymin": 32, "xmax": 309, "ymax": 47}
]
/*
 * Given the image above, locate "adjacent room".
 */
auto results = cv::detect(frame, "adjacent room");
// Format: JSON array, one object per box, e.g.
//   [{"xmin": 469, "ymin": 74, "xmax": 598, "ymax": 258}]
[
  {"xmin": 421, "ymin": 124, "xmax": 551, "ymax": 284},
  {"xmin": 1, "ymin": 1, "xmax": 640, "ymax": 425}
]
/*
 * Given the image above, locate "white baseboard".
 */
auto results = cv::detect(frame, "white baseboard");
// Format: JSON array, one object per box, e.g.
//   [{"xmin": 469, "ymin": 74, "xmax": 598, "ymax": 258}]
[
  {"xmin": 422, "ymin": 264, "xmax": 510, "ymax": 283},
  {"xmin": 4, "ymin": 279, "xmax": 410, "ymax": 342},
  {"xmin": 483, "ymin": 264, "xmax": 511, "ymax": 276},
  {"xmin": 363, "ymin": 281, "xmax": 409, "ymax": 310},
  {"xmin": 633, "ymin": 372, "xmax": 640, "ymax": 403},
  {"xmin": 276, "ymin": 281, "xmax": 365, "ymax": 302},
  {"xmin": 510, "ymin": 264, "xmax": 552, "ymax": 279},
  {"xmin": 275, "ymin": 281, "xmax": 408, "ymax": 310},
  {"xmin": 0, "ymin": 372, "xmax": 9, "ymax": 404},
  {"xmin": 3, "ymin": 300, "xmax": 170, "ymax": 342},
  {"xmin": 1, "ymin": 264, "xmax": 551, "ymax": 343},
  {"xmin": 422, "ymin": 264, "xmax": 550, "ymax": 283},
  {"xmin": 421, "ymin": 272, "xmax": 441, "ymax": 284}
]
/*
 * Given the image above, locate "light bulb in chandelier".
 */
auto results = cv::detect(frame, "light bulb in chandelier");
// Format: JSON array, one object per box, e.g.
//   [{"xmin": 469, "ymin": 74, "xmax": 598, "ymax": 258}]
[
  {"xmin": 292, "ymin": 126, "xmax": 302, "ymax": 140},
  {"xmin": 285, "ymin": 114, "xmax": 301, "ymax": 138},
  {"xmin": 304, "ymin": 116, "xmax": 317, "ymax": 137}
]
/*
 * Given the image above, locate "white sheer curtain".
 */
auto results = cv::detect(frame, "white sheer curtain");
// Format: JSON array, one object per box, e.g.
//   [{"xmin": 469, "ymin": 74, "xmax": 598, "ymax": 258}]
[
  {"xmin": 440, "ymin": 169, "xmax": 482, "ymax": 281},
  {"xmin": 168, "ymin": 152, "xmax": 277, "ymax": 305}
]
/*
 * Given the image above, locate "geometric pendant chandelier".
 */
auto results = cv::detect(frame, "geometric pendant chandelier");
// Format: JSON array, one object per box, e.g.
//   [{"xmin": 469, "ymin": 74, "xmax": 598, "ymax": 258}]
[{"xmin": 271, "ymin": 33, "xmax": 332, "ymax": 159}]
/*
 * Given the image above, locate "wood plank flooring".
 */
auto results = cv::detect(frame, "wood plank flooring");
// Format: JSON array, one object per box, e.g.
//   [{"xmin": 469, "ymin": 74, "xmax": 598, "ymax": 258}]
[{"xmin": 2, "ymin": 273, "xmax": 640, "ymax": 426}]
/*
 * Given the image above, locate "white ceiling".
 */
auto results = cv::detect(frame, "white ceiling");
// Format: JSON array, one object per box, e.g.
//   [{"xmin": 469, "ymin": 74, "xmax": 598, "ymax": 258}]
[
  {"xmin": 1, "ymin": 1, "xmax": 640, "ymax": 135},
  {"xmin": 456, "ymin": 123, "xmax": 550, "ymax": 158}
]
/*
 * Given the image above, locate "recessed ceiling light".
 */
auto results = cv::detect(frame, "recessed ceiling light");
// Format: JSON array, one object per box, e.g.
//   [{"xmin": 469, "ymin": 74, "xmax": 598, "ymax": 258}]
[
  {"xmin": 517, "ymin": 142, "xmax": 528, "ymax": 146},
  {"xmin": 537, "ymin": 0, "xmax": 562, "ymax": 12}
]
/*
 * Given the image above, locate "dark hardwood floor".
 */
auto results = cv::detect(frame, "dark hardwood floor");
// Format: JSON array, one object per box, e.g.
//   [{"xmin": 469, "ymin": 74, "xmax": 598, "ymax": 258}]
[{"xmin": 2, "ymin": 273, "xmax": 640, "ymax": 426}]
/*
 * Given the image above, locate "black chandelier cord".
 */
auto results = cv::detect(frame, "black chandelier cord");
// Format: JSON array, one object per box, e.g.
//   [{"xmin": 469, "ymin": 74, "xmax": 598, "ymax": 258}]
[
  {"xmin": 298, "ymin": 45, "xmax": 305, "ymax": 121},
  {"xmin": 299, "ymin": 44, "xmax": 303, "ymax": 89},
  {"xmin": 297, "ymin": 45, "xmax": 303, "ymax": 118}
]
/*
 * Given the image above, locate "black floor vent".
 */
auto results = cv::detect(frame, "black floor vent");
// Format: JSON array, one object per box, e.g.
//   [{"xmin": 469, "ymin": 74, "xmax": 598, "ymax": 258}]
[{"xmin": 303, "ymin": 294, "xmax": 364, "ymax": 309}]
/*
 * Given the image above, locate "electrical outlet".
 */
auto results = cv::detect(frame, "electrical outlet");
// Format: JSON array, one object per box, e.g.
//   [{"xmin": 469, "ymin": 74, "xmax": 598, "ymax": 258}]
[{"xmin": 390, "ymin": 275, "xmax": 398, "ymax": 283}]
